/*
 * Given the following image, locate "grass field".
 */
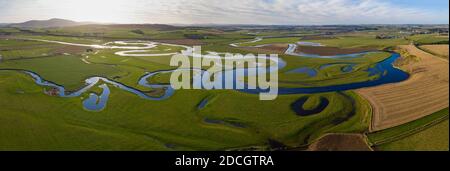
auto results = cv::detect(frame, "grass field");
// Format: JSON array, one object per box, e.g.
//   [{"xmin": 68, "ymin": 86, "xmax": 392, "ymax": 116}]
[
  {"xmin": 0, "ymin": 26, "xmax": 447, "ymax": 151},
  {"xmin": 278, "ymin": 52, "xmax": 391, "ymax": 88},
  {"xmin": 408, "ymin": 34, "xmax": 449, "ymax": 45},
  {"xmin": 304, "ymin": 35, "xmax": 409, "ymax": 49},
  {"xmin": 368, "ymin": 108, "xmax": 449, "ymax": 151},
  {"xmin": 0, "ymin": 55, "xmax": 123, "ymax": 90},
  {"xmin": 123, "ymin": 44, "xmax": 185, "ymax": 55},
  {"xmin": 0, "ymin": 33, "xmax": 377, "ymax": 150},
  {"xmin": 368, "ymin": 108, "xmax": 449, "ymax": 146},
  {"xmin": 238, "ymin": 37, "xmax": 300, "ymax": 47},
  {"xmin": 376, "ymin": 119, "xmax": 449, "ymax": 151},
  {"xmin": 0, "ymin": 70, "xmax": 371, "ymax": 150},
  {"xmin": 18, "ymin": 35, "xmax": 106, "ymax": 44}
]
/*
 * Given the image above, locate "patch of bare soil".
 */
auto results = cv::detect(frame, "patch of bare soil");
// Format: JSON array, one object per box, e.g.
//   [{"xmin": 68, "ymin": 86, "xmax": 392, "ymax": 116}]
[
  {"xmin": 307, "ymin": 134, "xmax": 372, "ymax": 151},
  {"xmin": 52, "ymin": 45, "xmax": 89, "ymax": 54},
  {"xmin": 295, "ymin": 45, "xmax": 375, "ymax": 56},
  {"xmin": 301, "ymin": 35, "xmax": 336, "ymax": 40},
  {"xmin": 239, "ymin": 43, "xmax": 289, "ymax": 54},
  {"xmin": 155, "ymin": 39, "xmax": 204, "ymax": 46},
  {"xmin": 357, "ymin": 45, "xmax": 449, "ymax": 132}
]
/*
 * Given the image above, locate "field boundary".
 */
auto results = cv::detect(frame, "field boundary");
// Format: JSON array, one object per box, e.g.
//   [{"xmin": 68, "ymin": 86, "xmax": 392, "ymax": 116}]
[
  {"xmin": 367, "ymin": 108, "xmax": 449, "ymax": 146},
  {"xmin": 357, "ymin": 44, "xmax": 449, "ymax": 131},
  {"xmin": 416, "ymin": 45, "xmax": 449, "ymax": 60}
]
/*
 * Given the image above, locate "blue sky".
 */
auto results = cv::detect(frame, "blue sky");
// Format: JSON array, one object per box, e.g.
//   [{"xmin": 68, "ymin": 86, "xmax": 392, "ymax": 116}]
[{"xmin": 0, "ymin": 0, "xmax": 448, "ymax": 24}]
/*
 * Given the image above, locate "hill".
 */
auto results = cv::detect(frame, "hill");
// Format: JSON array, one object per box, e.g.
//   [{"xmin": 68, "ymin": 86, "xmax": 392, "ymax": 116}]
[{"xmin": 9, "ymin": 18, "xmax": 91, "ymax": 28}]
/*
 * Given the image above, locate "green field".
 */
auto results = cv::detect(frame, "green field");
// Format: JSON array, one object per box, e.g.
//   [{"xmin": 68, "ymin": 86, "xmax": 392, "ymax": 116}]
[
  {"xmin": 0, "ymin": 70, "xmax": 372, "ymax": 150},
  {"xmin": 368, "ymin": 108, "xmax": 449, "ymax": 150},
  {"xmin": 305, "ymin": 36, "xmax": 409, "ymax": 49},
  {"xmin": 376, "ymin": 120, "xmax": 449, "ymax": 151},
  {"xmin": 238, "ymin": 37, "xmax": 300, "ymax": 47},
  {"xmin": 0, "ymin": 26, "xmax": 447, "ymax": 151},
  {"xmin": 0, "ymin": 54, "xmax": 123, "ymax": 90},
  {"xmin": 278, "ymin": 52, "xmax": 391, "ymax": 88},
  {"xmin": 408, "ymin": 34, "xmax": 449, "ymax": 45}
]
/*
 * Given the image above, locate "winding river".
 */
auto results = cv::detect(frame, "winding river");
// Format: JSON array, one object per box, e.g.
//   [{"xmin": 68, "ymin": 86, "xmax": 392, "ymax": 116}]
[{"xmin": 8, "ymin": 38, "xmax": 409, "ymax": 111}]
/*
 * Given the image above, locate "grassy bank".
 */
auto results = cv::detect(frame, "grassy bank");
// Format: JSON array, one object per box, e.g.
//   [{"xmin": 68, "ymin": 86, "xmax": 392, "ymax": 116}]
[
  {"xmin": 0, "ymin": 70, "xmax": 372, "ymax": 150},
  {"xmin": 368, "ymin": 108, "xmax": 449, "ymax": 149}
]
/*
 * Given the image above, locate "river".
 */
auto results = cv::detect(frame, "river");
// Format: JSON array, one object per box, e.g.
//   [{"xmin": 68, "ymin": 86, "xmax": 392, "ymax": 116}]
[{"xmin": 7, "ymin": 38, "xmax": 409, "ymax": 111}]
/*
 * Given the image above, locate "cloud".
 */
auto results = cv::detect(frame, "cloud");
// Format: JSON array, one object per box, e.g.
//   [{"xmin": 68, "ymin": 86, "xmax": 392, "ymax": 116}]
[
  {"xmin": 160, "ymin": 0, "xmax": 447, "ymax": 24},
  {"xmin": 0, "ymin": 0, "xmax": 448, "ymax": 24}
]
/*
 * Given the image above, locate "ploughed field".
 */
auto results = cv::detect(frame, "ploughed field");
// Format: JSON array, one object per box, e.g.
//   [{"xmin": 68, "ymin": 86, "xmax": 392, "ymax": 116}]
[{"xmin": 357, "ymin": 45, "xmax": 449, "ymax": 131}]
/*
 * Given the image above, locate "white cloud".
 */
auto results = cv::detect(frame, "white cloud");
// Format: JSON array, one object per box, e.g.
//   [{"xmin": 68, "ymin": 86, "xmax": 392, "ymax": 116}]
[{"xmin": 0, "ymin": 0, "xmax": 448, "ymax": 24}]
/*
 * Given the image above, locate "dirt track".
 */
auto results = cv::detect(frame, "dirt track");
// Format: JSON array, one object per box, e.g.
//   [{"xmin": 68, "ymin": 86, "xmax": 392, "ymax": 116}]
[{"xmin": 357, "ymin": 45, "xmax": 449, "ymax": 132}]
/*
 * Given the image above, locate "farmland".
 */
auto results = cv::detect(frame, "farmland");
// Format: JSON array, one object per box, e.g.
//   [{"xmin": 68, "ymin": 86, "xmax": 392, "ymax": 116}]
[
  {"xmin": 369, "ymin": 108, "xmax": 449, "ymax": 151},
  {"xmin": 419, "ymin": 45, "xmax": 449, "ymax": 59},
  {"xmin": 0, "ymin": 23, "xmax": 448, "ymax": 151},
  {"xmin": 302, "ymin": 35, "xmax": 409, "ymax": 49},
  {"xmin": 408, "ymin": 34, "xmax": 449, "ymax": 45},
  {"xmin": 356, "ymin": 45, "xmax": 449, "ymax": 131},
  {"xmin": 377, "ymin": 119, "xmax": 449, "ymax": 151}
]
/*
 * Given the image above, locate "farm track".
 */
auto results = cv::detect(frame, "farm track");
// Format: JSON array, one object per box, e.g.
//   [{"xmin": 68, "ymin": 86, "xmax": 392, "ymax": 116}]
[{"xmin": 357, "ymin": 45, "xmax": 449, "ymax": 132}]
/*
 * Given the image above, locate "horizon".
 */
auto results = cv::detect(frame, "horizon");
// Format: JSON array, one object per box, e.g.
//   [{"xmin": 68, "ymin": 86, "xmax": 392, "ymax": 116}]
[
  {"xmin": 2, "ymin": 18, "xmax": 450, "ymax": 26},
  {"xmin": 0, "ymin": 0, "xmax": 449, "ymax": 25}
]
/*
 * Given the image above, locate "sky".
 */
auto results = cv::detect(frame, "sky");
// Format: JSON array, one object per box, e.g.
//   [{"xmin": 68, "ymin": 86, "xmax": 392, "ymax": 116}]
[{"xmin": 0, "ymin": 0, "xmax": 448, "ymax": 25}]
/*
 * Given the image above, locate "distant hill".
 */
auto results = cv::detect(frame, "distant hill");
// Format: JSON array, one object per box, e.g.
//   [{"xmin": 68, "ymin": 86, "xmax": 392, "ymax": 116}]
[
  {"xmin": 9, "ymin": 18, "xmax": 92, "ymax": 28},
  {"xmin": 7, "ymin": 19, "xmax": 178, "ymax": 30},
  {"xmin": 0, "ymin": 23, "xmax": 11, "ymax": 27},
  {"xmin": 52, "ymin": 23, "xmax": 180, "ymax": 32},
  {"xmin": 105, "ymin": 24, "xmax": 178, "ymax": 30}
]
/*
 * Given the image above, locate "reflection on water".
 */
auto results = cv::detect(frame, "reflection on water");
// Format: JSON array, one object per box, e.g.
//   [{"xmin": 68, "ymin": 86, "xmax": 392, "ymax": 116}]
[
  {"xmin": 243, "ymin": 53, "xmax": 409, "ymax": 95},
  {"xmin": 13, "ymin": 39, "xmax": 410, "ymax": 111},
  {"xmin": 287, "ymin": 67, "xmax": 318, "ymax": 77},
  {"xmin": 83, "ymin": 84, "xmax": 110, "ymax": 111}
]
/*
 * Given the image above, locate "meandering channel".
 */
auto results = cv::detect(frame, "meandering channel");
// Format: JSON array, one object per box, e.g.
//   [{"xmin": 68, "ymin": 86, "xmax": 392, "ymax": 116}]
[{"xmin": 3, "ymin": 38, "xmax": 409, "ymax": 111}]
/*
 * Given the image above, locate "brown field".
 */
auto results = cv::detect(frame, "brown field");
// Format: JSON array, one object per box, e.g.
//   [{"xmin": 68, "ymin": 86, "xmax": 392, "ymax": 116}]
[
  {"xmin": 154, "ymin": 39, "xmax": 204, "ymax": 46},
  {"xmin": 52, "ymin": 45, "xmax": 89, "ymax": 54},
  {"xmin": 357, "ymin": 45, "xmax": 449, "ymax": 132},
  {"xmin": 239, "ymin": 43, "xmax": 289, "ymax": 54},
  {"xmin": 301, "ymin": 35, "xmax": 336, "ymax": 40},
  {"xmin": 295, "ymin": 45, "xmax": 375, "ymax": 56},
  {"xmin": 307, "ymin": 134, "xmax": 372, "ymax": 151},
  {"xmin": 420, "ymin": 45, "xmax": 449, "ymax": 59}
]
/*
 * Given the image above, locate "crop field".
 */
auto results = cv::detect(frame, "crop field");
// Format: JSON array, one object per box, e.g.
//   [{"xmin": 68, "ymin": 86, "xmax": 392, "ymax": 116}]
[
  {"xmin": 419, "ymin": 45, "xmax": 449, "ymax": 59},
  {"xmin": 357, "ymin": 45, "xmax": 449, "ymax": 131},
  {"xmin": 0, "ymin": 24, "xmax": 448, "ymax": 151},
  {"xmin": 368, "ymin": 108, "xmax": 449, "ymax": 149},
  {"xmin": 302, "ymin": 35, "xmax": 409, "ymax": 49}
]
